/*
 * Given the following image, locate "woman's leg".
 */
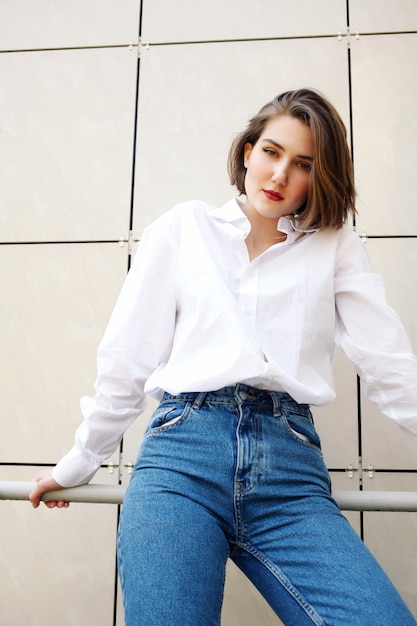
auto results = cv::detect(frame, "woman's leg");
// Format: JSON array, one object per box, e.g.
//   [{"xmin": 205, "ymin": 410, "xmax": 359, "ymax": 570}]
[
  {"xmin": 230, "ymin": 388, "xmax": 416, "ymax": 625},
  {"xmin": 118, "ymin": 476, "xmax": 229, "ymax": 626},
  {"xmin": 117, "ymin": 393, "xmax": 234, "ymax": 626},
  {"xmin": 232, "ymin": 507, "xmax": 416, "ymax": 626}
]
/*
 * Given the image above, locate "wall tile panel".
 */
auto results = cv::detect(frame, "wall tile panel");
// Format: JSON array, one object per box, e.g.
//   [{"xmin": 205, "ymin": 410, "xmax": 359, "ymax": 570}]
[
  {"xmin": 0, "ymin": 47, "xmax": 137, "ymax": 242},
  {"xmin": 360, "ymin": 238, "xmax": 417, "ymax": 469},
  {"xmin": 0, "ymin": 466, "xmax": 119, "ymax": 626},
  {"xmin": 363, "ymin": 473, "xmax": 417, "ymax": 618},
  {"xmin": 0, "ymin": 243, "xmax": 128, "ymax": 463},
  {"xmin": 141, "ymin": 0, "xmax": 346, "ymax": 42},
  {"xmin": 349, "ymin": 0, "xmax": 417, "ymax": 34},
  {"xmin": 0, "ymin": 0, "xmax": 140, "ymax": 50},
  {"xmin": 351, "ymin": 34, "xmax": 417, "ymax": 236}
]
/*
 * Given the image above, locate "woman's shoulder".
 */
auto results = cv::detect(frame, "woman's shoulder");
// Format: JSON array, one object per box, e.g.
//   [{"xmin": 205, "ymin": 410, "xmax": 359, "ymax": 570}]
[
  {"xmin": 331, "ymin": 223, "xmax": 371, "ymax": 272},
  {"xmin": 314, "ymin": 222, "xmax": 364, "ymax": 248},
  {"xmin": 146, "ymin": 198, "xmax": 235, "ymax": 239},
  {"xmin": 307, "ymin": 223, "xmax": 370, "ymax": 272},
  {"xmin": 338, "ymin": 223, "xmax": 368, "ymax": 253},
  {"xmin": 151, "ymin": 199, "xmax": 216, "ymax": 228}
]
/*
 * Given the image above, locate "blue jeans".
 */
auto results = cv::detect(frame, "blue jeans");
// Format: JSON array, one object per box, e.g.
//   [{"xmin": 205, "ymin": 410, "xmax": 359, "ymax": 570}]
[{"xmin": 117, "ymin": 384, "xmax": 416, "ymax": 626}]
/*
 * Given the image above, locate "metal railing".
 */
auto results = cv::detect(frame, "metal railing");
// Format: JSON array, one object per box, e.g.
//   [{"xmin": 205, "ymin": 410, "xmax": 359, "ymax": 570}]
[{"xmin": 1, "ymin": 481, "xmax": 417, "ymax": 511}]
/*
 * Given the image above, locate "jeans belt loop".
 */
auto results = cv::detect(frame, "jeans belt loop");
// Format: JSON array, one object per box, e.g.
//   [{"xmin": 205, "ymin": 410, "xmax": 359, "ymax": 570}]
[
  {"xmin": 270, "ymin": 391, "xmax": 282, "ymax": 417},
  {"xmin": 192, "ymin": 391, "xmax": 207, "ymax": 410}
]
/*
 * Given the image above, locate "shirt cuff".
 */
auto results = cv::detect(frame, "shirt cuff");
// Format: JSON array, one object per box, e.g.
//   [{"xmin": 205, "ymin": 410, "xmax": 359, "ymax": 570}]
[{"xmin": 52, "ymin": 445, "xmax": 101, "ymax": 488}]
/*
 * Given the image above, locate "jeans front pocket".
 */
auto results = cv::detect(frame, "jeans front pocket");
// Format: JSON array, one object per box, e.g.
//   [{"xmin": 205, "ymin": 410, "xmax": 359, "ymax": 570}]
[
  {"xmin": 144, "ymin": 401, "xmax": 192, "ymax": 438},
  {"xmin": 282, "ymin": 411, "xmax": 323, "ymax": 455}
]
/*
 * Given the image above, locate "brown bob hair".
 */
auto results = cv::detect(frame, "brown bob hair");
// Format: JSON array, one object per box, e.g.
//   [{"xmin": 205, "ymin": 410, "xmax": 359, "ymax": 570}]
[{"xmin": 228, "ymin": 88, "xmax": 356, "ymax": 230}]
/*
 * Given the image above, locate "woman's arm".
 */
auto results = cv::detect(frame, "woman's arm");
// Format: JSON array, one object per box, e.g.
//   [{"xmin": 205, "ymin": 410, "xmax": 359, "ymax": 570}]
[
  {"xmin": 334, "ymin": 228, "xmax": 417, "ymax": 440},
  {"xmin": 33, "ymin": 217, "xmax": 179, "ymax": 501}
]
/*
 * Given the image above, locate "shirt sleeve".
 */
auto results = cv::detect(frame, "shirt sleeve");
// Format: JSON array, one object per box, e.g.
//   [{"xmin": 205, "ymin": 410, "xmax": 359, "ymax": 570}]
[
  {"xmin": 53, "ymin": 221, "xmax": 178, "ymax": 487},
  {"xmin": 334, "ymin": 228, "xmax": 417, "ymax": 442}
]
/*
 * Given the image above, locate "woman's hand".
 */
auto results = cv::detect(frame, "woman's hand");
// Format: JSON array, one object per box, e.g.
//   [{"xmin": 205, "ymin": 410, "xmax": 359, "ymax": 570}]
[{"xmin": 29, "ymin": 468, "xmax": 70, "ymax": 509}]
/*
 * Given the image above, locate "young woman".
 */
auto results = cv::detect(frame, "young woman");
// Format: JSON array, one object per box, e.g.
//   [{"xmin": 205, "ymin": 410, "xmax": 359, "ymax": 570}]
[{"xmin": 31, "ymin": 89, "xmax": 417, "ymax": 625}]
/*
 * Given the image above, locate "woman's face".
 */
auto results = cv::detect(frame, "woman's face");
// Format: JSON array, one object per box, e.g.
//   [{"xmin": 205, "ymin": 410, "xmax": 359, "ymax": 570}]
[{"xmin": 243, "ymin": 114, "xmax": 314, "ymax": 225}]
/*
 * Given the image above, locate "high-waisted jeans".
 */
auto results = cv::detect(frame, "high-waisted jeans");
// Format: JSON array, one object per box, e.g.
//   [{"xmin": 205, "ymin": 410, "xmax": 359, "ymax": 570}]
[{"xmin": 117, "ymin": 384, "xmax": 416, "ymax": 626}]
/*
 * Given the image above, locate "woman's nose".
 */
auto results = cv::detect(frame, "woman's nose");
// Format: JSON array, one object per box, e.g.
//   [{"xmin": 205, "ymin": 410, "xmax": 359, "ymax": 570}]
[{"xmin": 271, "ymin": 163, "xmax": 288, "ymax": 186}]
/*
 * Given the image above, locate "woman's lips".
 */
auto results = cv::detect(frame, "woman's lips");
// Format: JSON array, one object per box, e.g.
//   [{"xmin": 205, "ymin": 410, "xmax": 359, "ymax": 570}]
[{"xmin": 263, "ymin": 189, "xmax": 284, "ymax": 201}]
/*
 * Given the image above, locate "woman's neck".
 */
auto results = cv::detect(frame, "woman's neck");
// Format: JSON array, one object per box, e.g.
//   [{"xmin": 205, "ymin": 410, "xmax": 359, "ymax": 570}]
[{"xmin": 244, "ymin": 227, "xmax": 287, "ymax": 261}]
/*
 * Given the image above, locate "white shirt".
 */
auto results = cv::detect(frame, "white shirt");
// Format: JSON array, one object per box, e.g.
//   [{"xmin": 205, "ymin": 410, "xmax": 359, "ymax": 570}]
[{"xmin": 53, "ymin": 198, "xmax": 417, "ymax": 487}]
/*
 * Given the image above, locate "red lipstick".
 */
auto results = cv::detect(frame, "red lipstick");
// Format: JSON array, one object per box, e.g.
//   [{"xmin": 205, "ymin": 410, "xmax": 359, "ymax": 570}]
[{"xmin": 263, "ymin": 189, "xmax": 284, "ymax": 201}]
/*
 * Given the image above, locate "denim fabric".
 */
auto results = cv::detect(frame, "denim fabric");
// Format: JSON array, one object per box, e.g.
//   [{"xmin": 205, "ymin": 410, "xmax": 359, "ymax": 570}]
[{"xmin": 117, "ymin": 384, "xmax": 416, "ymax": 626}]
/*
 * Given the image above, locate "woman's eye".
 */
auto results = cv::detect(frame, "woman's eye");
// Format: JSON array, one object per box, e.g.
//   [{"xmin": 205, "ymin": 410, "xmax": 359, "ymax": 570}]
[
  {"xmin": 263, "ymin": 148, "xmax": 277, "ymax": 156},
  {"xmin": 298, "ymin": 161, "xmax": 312, "ymax": 171}
]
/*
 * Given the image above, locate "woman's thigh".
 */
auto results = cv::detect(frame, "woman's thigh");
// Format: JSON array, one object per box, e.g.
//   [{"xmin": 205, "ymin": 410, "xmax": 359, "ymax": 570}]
[
  {"xmin": 117, "ymin": 396, "xmax": 236, "ymax": 626},
  {"xmin": 118, "ymin": 468, "xmax": 230, "ymax": 626},
  {"xmin": 233, "ymin": 404, "xmax": 416, "ymax": 626},
  {"xmin": 233, "ymin": 507, "xmax": 416, "ymax": 626}
]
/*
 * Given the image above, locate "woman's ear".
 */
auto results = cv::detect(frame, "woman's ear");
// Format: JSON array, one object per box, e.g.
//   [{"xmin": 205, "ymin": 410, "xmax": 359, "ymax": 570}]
[{"xmin": 244, "ymin": 142, "xmax": 253, "ymax": 168}]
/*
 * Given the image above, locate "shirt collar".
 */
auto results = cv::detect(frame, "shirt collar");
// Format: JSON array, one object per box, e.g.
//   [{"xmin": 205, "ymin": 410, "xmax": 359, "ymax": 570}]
[
  {"xmin": 208, "ymin": 197, "xmax": 249, "ymax": 228},
  {"xmin": 209, "ymin": 198, "xmax": 316, "ymax": 241}
]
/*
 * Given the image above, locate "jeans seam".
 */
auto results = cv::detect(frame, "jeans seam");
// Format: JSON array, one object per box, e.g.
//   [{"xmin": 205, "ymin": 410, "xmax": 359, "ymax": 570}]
[
  {"xmin": 217, "ymin": 546, "xmax": 231, "ymax": 626},
  {"xmin": 236, "ymin": 542, "xmax": 326, "ymax": 626}
]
